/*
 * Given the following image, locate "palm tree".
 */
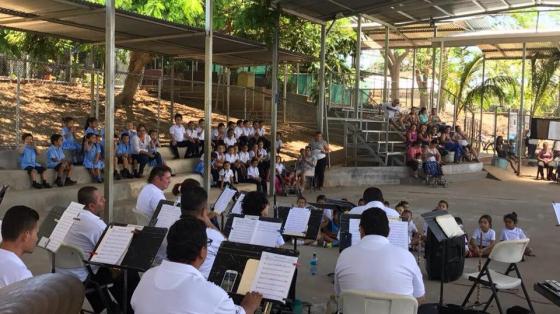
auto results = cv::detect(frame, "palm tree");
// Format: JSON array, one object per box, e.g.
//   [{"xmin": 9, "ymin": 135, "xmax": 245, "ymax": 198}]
[
  {"xmin": 462, "ymin": 76, "xmax": 517, "ymax": 112},
  {"xmin": 530, "ymin": 51, "xmax": 560, "ymax": 116}
]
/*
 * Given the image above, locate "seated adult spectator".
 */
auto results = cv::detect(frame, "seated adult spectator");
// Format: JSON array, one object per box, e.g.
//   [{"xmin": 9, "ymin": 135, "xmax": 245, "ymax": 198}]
[
  {"xmin": 440, "ymin": 126, "xmax": 462, "ymax": 163},
  {"xmin": 418, "ymin": 124, "xmax": 430, "ymax": 146},
  {"xmin": 382, "ymin": 99, "xmax": 403, "ymax": 130},
  {"xmin": 428, "ymin": 107, "xmax": 441, "ymax": 127},
  {"xmin": 406, "ymin": 141, "xmax": 423, "ymax": 178},
  {"xmin": 18, "ymin": 133, "xmax": 50, "ymax": 189},
  {"xmin": 537, "ymin": 142, "xmax": 554, "ymax": 180},
  {"xmin": 179, "ymin": 186, "xmax": 225, "ymax": 279},
  {"xmin": 422, "ymin": 140, "xmax": 444, "ymax": 179},
  {"xmin": 406, "ymin": 124, "xmax": 418, "ymax": 146},
  {"xmin": 335, "ymin": 208, "xmax": 425, "ymax": 299},
  {"xmin": 495, "ymin": 136, "xmax": 518, "ymax": 175},
  {"xmin": 131, "ymin": 217, "xmax": 263, "ymax": 314},
  {"xmin": 404, "ymin": 108, "xmax": 419, "ymax": 129},
  {"xmin": 131, "ymin": 124, "xmax": 163, "ymax": 177},
  {"xmin": 136, "ymin": 166, "xmax": 172, "ymax": 218},
  {"xmin": 348, "ymin": 187, "xmax": 400, "ymax": 218},
  {"xmin": 453, "ymin": 125, "xmax": 479, "ymax": 162},
  {"xmin": 169, "ymin": 113, "xmax": 189, "ymax": 159},
  {"xmin": 0, "ymin": 206, "xmax": 38, "ymax": 288},
  {"xmin": 418, "ymin": 107, "xmax": 429, "ymax": 126},
  {"xmin": 59, "ymin": 186, "xmax": 139, "ymax": 313}
]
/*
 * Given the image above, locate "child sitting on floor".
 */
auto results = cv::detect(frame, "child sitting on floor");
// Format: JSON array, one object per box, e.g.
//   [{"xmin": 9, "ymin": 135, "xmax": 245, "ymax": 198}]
[
  {"xmin": 219, "ymin": 161, "xmax": 234, "ymax": 189},
  {"xmin": 19, "ymin": 133, "xmax": 50, "ymax": 189},
  {"xmin": 83, "ymin": 133, "xmax": 104, "ymax": 183},
  {"xmin": 500, "ymin": 212, "xmax": 535, "ymax": 256},
  {"xmin": 47, "ymin": 134, "xmax": 76, "ymax": 187},
  {"xmin": 468, "ymin": 214, "xmax": 496, "ymax": 257}
]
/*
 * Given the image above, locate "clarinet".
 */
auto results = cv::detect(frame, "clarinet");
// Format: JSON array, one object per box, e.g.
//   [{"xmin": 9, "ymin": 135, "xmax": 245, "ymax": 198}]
[{"xmin": 475, "ymin": 232, "xmax": 483, "ymax": 306}]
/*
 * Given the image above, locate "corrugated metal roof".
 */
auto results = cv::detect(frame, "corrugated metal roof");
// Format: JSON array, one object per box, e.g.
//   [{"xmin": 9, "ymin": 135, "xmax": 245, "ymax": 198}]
[{"xmin": 0, "ymin": 0, "xmax": 312, "ymax": 66}]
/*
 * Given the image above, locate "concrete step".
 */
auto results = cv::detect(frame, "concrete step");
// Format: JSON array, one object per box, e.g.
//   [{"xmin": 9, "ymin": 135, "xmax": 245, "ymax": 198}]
[{"xmin": 0, "ymin": 158, "xmax": 197, "ymax": 191}]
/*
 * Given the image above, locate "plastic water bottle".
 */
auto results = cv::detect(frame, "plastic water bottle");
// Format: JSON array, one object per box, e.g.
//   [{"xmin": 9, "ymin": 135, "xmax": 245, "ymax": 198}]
[{"xmin": 310, "ymin": 252, "xmax": 318, "ymax": 275}]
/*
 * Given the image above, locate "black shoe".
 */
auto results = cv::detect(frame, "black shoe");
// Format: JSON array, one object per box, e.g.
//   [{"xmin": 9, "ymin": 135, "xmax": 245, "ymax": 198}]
[
  {"xmin": 65, "ymin": 177, "xmax": 77, "ymax": 186},
  {"xmin": 114, "ymin": 171, "xmax": 122, "ymax": 180},
  {"xmin": 32, "ymin": 181, "xmax": 43, "ymax": 189},
  {"xmin": 55, "ymin": 177, "xmax": 64, "ymax": 187},
  {"xmin": 42, "ymin": 181, "xmax": 52, "ymax": 189},
  {"xmin": 126, "ymin": 170, "xmax": 134, "ymax": 179}
]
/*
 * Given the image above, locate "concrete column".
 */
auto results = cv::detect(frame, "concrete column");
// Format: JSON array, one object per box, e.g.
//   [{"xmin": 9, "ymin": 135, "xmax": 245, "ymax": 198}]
[
  {"xmin": 269, "ymin": 14, "xmax": 279, "ymax": 196},
  {"xmin": 226, "ymin": 67, "xmax": 231, "ymax": 123},
  {"xmin": 103, "ymin": 0, "xmax": 116, "ymax": 222},
  {"xmin": 383, "ymin": 27, "xmax": 389, "ymax": 103},
  {"xmin": 170, "ymin": 61, "xmax": 175, "ymax": 123},
  {"xmin": 436, "ymin": 41, "xmax": 444, "ymax": 112},
  {"xmin": 430, "ymin": 26, "xmax": 437, "ymax": 109},
  {"xmin": 318, "ymin": 24, "xmax": 327, "ymax": 133},
  {"xmin": 203, "ymin": 0, "xmax": 213, "ymax": 192},
  {"xmin": 478, "ymin": 57, "xmax": 486, "ymax": 152},
  {"xmin": 411, "ymin": 48, "xmax": 416, "ymax": 109},
  {"xmin": 354, "ymin": 15, "xmax": 361, "ymax": 119},
  {"xmin": 283, "ymin": 63, "xmax": 288, "ymax": 123}
]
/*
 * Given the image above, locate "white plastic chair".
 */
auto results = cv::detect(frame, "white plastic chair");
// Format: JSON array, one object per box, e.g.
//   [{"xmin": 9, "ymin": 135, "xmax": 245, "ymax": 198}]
[
  {"xmin": 132, "ymin": 208, "xmax": 151, "ymax": 226},
  {"xmin": 341, "ymin": 290, "xmax": 418, "ymax": 314},
  {"xmin": 461, "ymin": 238, "xmax": 534, "ymax": 314}
]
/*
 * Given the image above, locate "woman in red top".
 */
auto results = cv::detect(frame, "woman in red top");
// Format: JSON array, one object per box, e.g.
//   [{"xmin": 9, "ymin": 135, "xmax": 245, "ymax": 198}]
[{"xmin": 406, "ymin": 141, "xmax": 423, "ymax": 178}]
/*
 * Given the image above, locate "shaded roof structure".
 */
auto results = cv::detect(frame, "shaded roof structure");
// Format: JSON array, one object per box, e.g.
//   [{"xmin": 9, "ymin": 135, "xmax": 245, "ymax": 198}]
[
  {"xmin": 0, "ymin": 0, "xmax": 311, "ymax": 66},
  {"xmin": 277, "ymin": 0, "xmax": 560, "ymax": 26}
]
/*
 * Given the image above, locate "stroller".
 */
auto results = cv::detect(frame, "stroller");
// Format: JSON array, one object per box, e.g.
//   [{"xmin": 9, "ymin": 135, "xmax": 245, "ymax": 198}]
[
  {"xmin": 280, "ymin": 166, "xmax": 300, "ymax": 196},
  {"xmin": 422, "ymin": 160, "xmax": 447, "ymax": 187}
]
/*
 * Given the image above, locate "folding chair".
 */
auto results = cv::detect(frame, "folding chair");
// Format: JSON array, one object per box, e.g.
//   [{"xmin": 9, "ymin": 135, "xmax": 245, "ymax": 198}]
[
  {"xmin": 461, "ymin": 239, "xmax": 534, "ymax": 314},
  {"xmin": 341, "ymin": 290, "xmax": 418, "ymax": 314},
  {"xmin": 132, "ymin": 207, "xmax": 151, "ymax": 226}
]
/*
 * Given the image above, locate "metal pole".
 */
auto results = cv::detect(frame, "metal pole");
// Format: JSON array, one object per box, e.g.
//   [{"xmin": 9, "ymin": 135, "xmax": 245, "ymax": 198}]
[
  {"xmin": 517, "ymin": 42, "xmax": 527, "ymax": 176},
  {"xmin": 507, "ymin": 109, "xmax": 511, "ymax": 141},
  {"xmin": 244, "ymin": 88, "xmax": 247, "ymax": 120},
  {"xmin": 383, "ymin": 26, "xmax": 389, "ymax": 103},
  {"xmin": 191, "ymin": 60, "xmax": 195, "ymax": 91},
  {"xmin": 354, "ymin": 15, "xmax": 361, "ymax": 119},
  {"xmin": 411, "ymin": 48, "xmax": 416, "ymax": 109},
  {"xmin": 493, "ymin": 107, "xmax": 498, "ymax": 157},
  {"xmin": 226, "ymin": 67, "xmax": 231, "ymax": 123},
  {"xmin": 318, "ymin": 24, "xmax": 327, "ymax": 133},
  {"xmin": 437, "ymin": 41, "xmax": 444, "ymax": 112},
  {"xmin": 95, "ymin": 70, "xmax": 100, "ymax": 119},
  {"xmin": 16, "ymin": 61, "xmax": 21, "ymax": 146},
  {"xmin": 478, "ymin": 57, "xmax": 486, "ymax": 152},
  {"xmin": 157, "ymin": 75, "xmax": 162, "ymax": 133},
  {"xmin": 170, "ymin": 61, "xmax": 175, "ymax": 123},
  {"xmin": 203, "ymin": 0, "xmax": 213, "ymax": 192},
  {"xmin": 283, "ymin": 63, "xmax": 288, "ymax": 124},
  {"xmin": 269, "ymin": 14, "xmax": 279, "ymax": 196},
  {"xmin": 103, "ymin": 0, "xmax": 115, "ymax": 223},
  {"xmin": 430, "ymin": 26, "xmax": 437, "ymax": 109},
  {"xmin": 90, "ymin": 48, "xmax": 96, "ymax": 118}
]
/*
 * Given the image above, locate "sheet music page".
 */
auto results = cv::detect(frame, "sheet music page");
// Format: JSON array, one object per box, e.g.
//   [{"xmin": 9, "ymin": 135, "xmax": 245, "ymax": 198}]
[
  {"xmin": 553, "ymin": 203, "xmax": 560, "ymax": 225},
  {"xmin": 252, "ymin": 221, "xmax": 283, "ymax": 247},
  {"xmin": 250, "ymin": 252, "xmax": 297, "ymax": 303},
  {"xmin": 90, "ymin": 225, "xmax": 134, "ymax": 265},
  {"xmin": 388, "ymin": 221, "xmax": 409, "ymax": 250},
  {"xmin": 349, "ymin": 218, "xmax": 361, "ymax": 246},
  {"xmin": 228, "ymin": 217, "xmax": 258, "ymax": 244},
  {"xmin": 231, "ymin": 194, "xmax": 245, "ymax": 214},
  {"xmin": 435, "ymin": 214, "xmax": 464, "ymax": 238},
  {"xmin": 155, "ymin": 204, "xmax": 181, "ymax": 229},
  {"xmin": 213, "ymin": 187, "xmax": 237, "ymax": 214},
  {"xmin": 283, "ymin": 208, "xmax": 311, "ymax": 237},
  {"xmin": 237, "ymin": 259, "xmax": 260, "ymax": 295},
  {"xmin": 45, "ymin": 202, "xmax": 83, "ymax": 252}
]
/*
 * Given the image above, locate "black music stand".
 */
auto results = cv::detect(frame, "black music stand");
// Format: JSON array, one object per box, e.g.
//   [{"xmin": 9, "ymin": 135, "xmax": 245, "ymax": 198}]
[
  {"xmin": 36, "ymin": 205, "xmax": 70, "ymax": 273},
  {"xmin": 86, "ymin": 224, "xmax": 167, "ymax": 314},
  {"xmin": 338, "ymin": 213, "xmax": 362, "ymax": 252},
  {"xmin": 276, "ymin": 206, "xmax": 323, "ymax": 251},
  {"xmin": 208, "ymin": 242, "xmax": 299, "ymax": 309},
  {"xmin": 212, "ymin": 187, "xmax": 238, "ymax": 229}
]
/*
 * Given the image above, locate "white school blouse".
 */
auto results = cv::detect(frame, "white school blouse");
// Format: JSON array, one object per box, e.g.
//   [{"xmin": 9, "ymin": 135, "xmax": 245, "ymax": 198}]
[
  {"xmin": 219, "ymin": 169, "xmax": 234, "ymax": 183},
  {"xmin": 0, "ymin": 248, "xmax": 32, "ymax": 288},
  {"xmin": 247, "ymin": 166, "xmax": 260, "ymax": 179},
  {"xmin": 472, "ymin": 228, "xmax": 496, "ymax": 247},
  {"xmin": 500, "ymin": 227, "xmax": 527, "ymax": 241},
  {"xmin": 239, "ymin": 151, "xmax": 251, "ymax": 163},
  {"xmin": 224, "ymin": 136, "xmax": 237, "ymax": 147},
  {"xmin": 169, "ymin": 124, "xmax": 186, "ymax": 142}
]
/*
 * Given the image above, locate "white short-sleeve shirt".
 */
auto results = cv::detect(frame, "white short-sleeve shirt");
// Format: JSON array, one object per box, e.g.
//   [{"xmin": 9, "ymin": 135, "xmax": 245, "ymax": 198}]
[
  {"xmin": 500, "ymin": 227, "xmax": 527, "ymax": 241},
  {"xmin": 239, "ymin": 152, "xmax": 250, "ymax": 164},
  {"xmin": 136, "ymin": 183, "xmax": 166, "ymax": 218},
  {"xmin": 225, "ymin": 153, "xmax": 239, "ymax": 164},
  {"xmin": 57, "ymin": 209, "xmax": 107, "ymax": 281},
  {"xmin": 234, "ymin": 126, "xmax": 244, "ymax": 139},
  {"xmin": 169, "ymin": 124, "xmax": 186, "ymax": 142},
  {"xmin": 219, "ymin": 169, "xmax": 234, "ymax": 183},
  {"xmin": 0, "ymin": 248, "xmax": 33, "ymax": 288},
  {"xmin": 348, "ymin": 201, "xmax": 401, "ymax": 219},
  {"xmin": 131, "ymin": 261, "xmax": 245, "ymax": 314},
  {"xmin": 247, "ymin": 166, "xmax": 260, "ymax": 179},
  {"xmin": 472, "ymin": 228, "xmax": 496, "ymax": 247},
  {"xmin": 224, "ymin": 136, "xmax": 237, "ymax": 147},
  {"xmin": 335, "ymin": 235, "xmax": 425, "ymax": 298},
  {"xmin": 199, "ymin": 228, "xmax": 225, "ymax": 279}
]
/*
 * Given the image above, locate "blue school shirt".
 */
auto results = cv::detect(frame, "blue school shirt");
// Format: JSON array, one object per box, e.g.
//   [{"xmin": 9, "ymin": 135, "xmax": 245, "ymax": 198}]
[
  {"xmin": 83, "ymin": 144, "xmax": 103, "ymax": 169},
  {"xmin": 19, "ymin": 145, "xmax": 40, "ymax": 169},
  {"xmin": 116, "ymin": 142, "xmax": 130, "ymax": 156},
  {"xmin": 85, "ymin": 127, "xmax": 99, "ymax": 135},
  {"xmin": 46, "ymin": 145, "xmax": 65, "ymax": 169},
  {"xmin": 61, "ymin": 127, "xmax": 79, "ymax": 150}
]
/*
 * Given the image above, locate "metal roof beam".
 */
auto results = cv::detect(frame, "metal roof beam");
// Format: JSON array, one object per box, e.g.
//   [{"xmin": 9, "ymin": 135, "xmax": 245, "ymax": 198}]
[{"xmin": 91, "ymin": 32, "xmax": 205, "ymax": 45}]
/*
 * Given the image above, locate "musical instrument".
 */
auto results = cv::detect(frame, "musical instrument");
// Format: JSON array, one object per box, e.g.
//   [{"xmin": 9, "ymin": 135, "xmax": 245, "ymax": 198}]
[{"xmin": 535, "ymin": 280, "xmax": 560, "ymax": 307}]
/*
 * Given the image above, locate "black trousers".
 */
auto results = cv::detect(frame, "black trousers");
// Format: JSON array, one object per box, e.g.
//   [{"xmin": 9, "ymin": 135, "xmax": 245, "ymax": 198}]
[
  {"xmin": 86, "ymin": 267, "xmax": 140, "ymax": 314},
  {"xmin": 314, "ymin": 157, "xmax": 327, "ymax": 188}
]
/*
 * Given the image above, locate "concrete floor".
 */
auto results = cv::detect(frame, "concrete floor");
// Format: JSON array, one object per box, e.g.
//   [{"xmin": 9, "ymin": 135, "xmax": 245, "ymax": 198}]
[{"xmin": 21, "ymin": 168, "xmax": 560, "ymax": 313}]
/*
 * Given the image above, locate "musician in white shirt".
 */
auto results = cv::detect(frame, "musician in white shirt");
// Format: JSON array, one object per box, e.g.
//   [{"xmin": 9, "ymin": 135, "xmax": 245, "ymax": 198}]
[
  {"xmin": 169, "ymin": 113, "xmax": 189, "ymax": 159},
  {"xmin": 136, "ymin": 166, "xmax": 172, "ymax": 218},
  {"xmin": 131, "ymin": 216, "xmax": 263, "ymax": 314},
  {"xmin": 348, "ymin": 187, "xmax": 400, "ymax": 219},
  {"xmin": 335, "ymin": 208, "xmax": 425, "ymax": 299},
  {"xmin": 0, "ymin": 205, "xmax": 37, "ymax": 288},
  {"xmin": 180, "ymin": 186, "xmax": 225, "ymax": 279}
]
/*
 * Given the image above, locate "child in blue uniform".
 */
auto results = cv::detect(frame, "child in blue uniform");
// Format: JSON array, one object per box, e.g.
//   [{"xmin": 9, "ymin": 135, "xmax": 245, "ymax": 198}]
[
  {"xmin": 61, "ymin": 116, "xmax": 81, "ymax": 164},
  {"xmin": 19, "ymin": 133, "xmax": 50, "ymax": 189},
  {"xmin": 47, "ymin": 134, "xmax": 77, "ymax": 187},
  {"xmin": 83, "ymin": 133, "xmax": 104, "ymax": 183}
]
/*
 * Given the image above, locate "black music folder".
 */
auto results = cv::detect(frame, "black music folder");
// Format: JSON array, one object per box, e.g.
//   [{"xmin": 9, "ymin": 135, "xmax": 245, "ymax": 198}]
[
  {"xmin": 339, "ymin": 213, "xmax": 362, "ymax": 252},
  {"xmin": 87, "ymin": 223, "xmax": 167, "ymax": 272},
  {"xmin": 208, "ymin": 242, "xmax": 299, "ymax": 305},
  {"xmin": 276, "ymin": 206, "xmax": 323, "ymax": 240}
]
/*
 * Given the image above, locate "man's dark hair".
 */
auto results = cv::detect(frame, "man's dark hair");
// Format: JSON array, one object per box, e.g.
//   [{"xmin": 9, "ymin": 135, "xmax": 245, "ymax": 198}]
[
  {"xmin": 180, "ymin": 186, "xmax": 208, "ymax": 216},
  {"xmin": 362, "ymin": 187, "xmax": 384, "ymax": 203},
  {"xmin": 360, "ymin": 208, "xmax": 390, "ymax": 237},
  {"xmin": 50, "ymin": 134, "xmax": 62, "ymax": 144},
  {"xmin": 167, "ymin": 216, "xmax": 208, "ymax": 263},
  {"xmin": 78, "ymin": 186, "xmax": 98, "ymax": 207},
  {"xmin": 242, "ymin": 191, "xmax": 269, "ymax": 216},
  {"xmin": 172, "ymin": 178, "xmax": 201, "ymax": 196},
  {"xmin": 1, "ymin": 206, "xmax": 39, "ymax": 241},
  {"xmin": 148, "ymin": 165, "xmax": 172, "ymax": 183},
  {"xmin": 316, "ymin": 194, "xmax": 326, "ymax": 202},
  {"xmin": 174, "ymin": 113, "xmax": 183, "ymax": 120}
]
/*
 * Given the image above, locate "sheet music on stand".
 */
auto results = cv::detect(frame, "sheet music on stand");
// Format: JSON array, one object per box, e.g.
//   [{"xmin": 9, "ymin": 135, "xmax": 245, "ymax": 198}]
[
  {"xmin": 282, "ymin": 208, "xmax": 311, "ymax": 237},
  {"xmin": 243, "ymin": 252, "xmax": 297, "ymax": 302},
  {"xmin": 344, "ymin": 215, "xmax": 409, "ymax": 250},
  {"xmin": 213, "ymin": 187, "xmax": 237, "ymax": 214},
  {"xmin": 553, "ymin": 203, "xmax": 560, "ymax": 225},
  {"xmin": 227, "ymin": 216, "xmax": 282, "ymax": 248},
  {"xmin": 91, "ymin": 225, "xmax": 136, "ymax": 265},
  {"xmin": 231, "ymin": 193, "xmax": 246, "ymax": 215},
  {"xmin": 39, "ymin": 202, "xmax": 84, "ymax": 252},
  {"xmin": 149, "ymin": 200, "xmax": 181, "ymax": 229}
]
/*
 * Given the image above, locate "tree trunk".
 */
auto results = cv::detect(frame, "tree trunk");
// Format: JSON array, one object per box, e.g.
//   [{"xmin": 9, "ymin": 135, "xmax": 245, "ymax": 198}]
[
  {"xmin": 115, "ymin": 51, "xmax": 153, "ymax": 120},
  {"xmin": 437, "ymin": 48, "xmax": 449, "ymax": 112},
  {"xmin": 390, "ymin": 62, "xmax": 400, "ymax": 101},
  {"xmin": 415, "ymin": 69, "xmax": 429, "ymax": 108}
]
